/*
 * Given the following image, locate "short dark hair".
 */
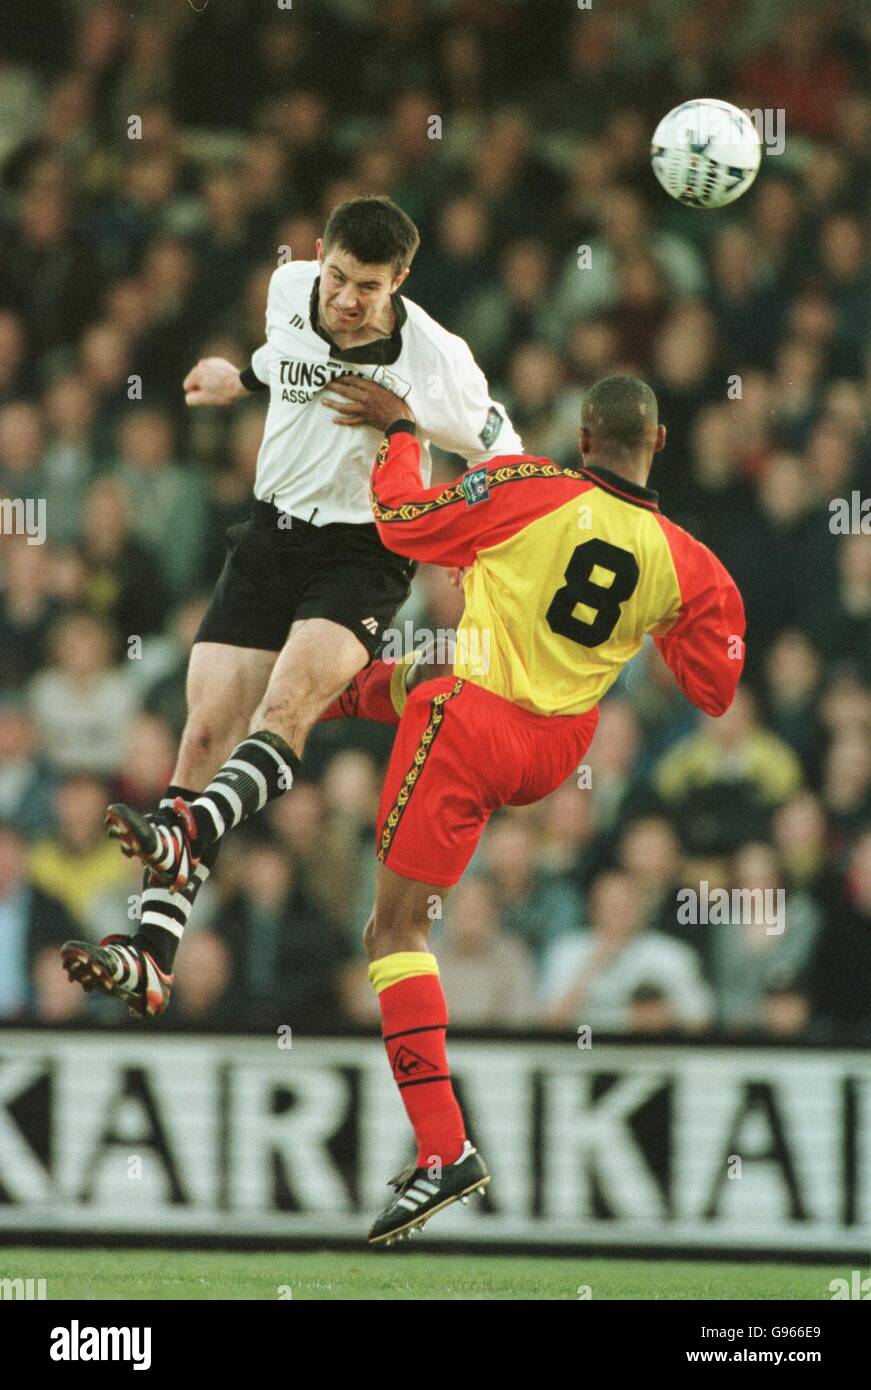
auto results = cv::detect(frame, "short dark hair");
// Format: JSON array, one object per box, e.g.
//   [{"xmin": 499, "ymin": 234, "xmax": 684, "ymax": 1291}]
[
  {"xmin": 322, "ymin": 196, "xmax": 420, "ymax": 275},
  {"xmin": 581, "ymin": 375, "xmax": 659, "ymax": 451}
]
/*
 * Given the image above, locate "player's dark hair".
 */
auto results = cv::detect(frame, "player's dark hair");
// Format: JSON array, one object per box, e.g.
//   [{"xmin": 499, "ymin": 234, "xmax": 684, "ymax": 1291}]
[
  {"xmin": 581, "ymin": 375, "xmax": 659, "ymax": 452},
  {"xmin": 322, "ymin": 196, "xmax": 420, "ymax": 275}
]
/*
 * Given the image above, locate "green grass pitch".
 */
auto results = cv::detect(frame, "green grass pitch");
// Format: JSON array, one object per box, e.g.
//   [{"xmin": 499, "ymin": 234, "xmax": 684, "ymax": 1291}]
[{"xmin": 0, "ymin": 1248, "xmax": 857, "ymax": 1300}]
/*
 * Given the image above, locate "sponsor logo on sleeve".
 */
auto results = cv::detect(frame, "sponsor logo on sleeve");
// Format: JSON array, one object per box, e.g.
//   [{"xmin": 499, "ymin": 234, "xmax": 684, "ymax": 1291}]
[
  {"xmin": 479, "ymin": 406, "xmax": 503, "ymax": 449},
  {"xmin": 461, "ymin": 467, "xmax": 491, "ymax": 507}
]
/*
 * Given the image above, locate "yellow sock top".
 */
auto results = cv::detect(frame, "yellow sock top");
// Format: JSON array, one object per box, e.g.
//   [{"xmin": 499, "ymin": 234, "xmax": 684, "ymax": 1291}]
[{"xmin": 368, "ymin": 950, "xmax": 439, "ymax": 994}]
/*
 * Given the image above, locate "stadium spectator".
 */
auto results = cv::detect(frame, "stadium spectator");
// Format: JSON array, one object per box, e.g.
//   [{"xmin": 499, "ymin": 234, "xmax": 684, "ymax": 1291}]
[
  {"xmin": 77, "ymin": 322, "xmax": 134, "ymax": 460},
  {"xmin": 115, "ymin": 713, "xmax": 177, "ymax": 813},
  {"xmin": 0, "ymin": 697, "xmax": 56, "ymax": 839},
  {"xmin": 546, "ymin": 184, "xmax": 705, "ymax": 343},
  {"xmin": 28, "ymin": 610, "xmax": 136, "ymax": 775},
  {"xmin": 585, "ymin": 698, "xmax": 650, "ymax": 834},
  {"xmin": 28, "ymin": 772, "xmax": 136, "ymax": 928},
  {"xmin": 141, "ymin": 596, "xmax": 209, "ymax": 744},
  {"xmin": 820, "ymin": 728, "xmax": 871, "ymax": 850},
  {"xmin": 806, "ymin": 535, "xmax": 871, "ymax": 683},
  {"xmin": 434, "ymin": 877, "xmax": 536, "ymax": 1029},
  {"xmin": 536, "ymin": 779, "xmax": 603, "ymax": 898},
  {"xmin": 266, "ymin": 780, "xmax": 368, "ymax": 942},
  {"xmin": 479, "ymin": 815, "xmax": 584, "ymax": 963},
  {"xmin": 79, "ymin": 478, "xmax": 167, "ymax": 638},
  {"xmin": 0, "ymin": 821, "xmax": 77, "ymax": 1020},
  {"xmin": 540, "ymin": 870, "xmax": 714, "ymax": 1034},
  {"xmin": 0, "ymin": 173, "xmax": 99, "ymax": 356},
  {"xmin": 218, "ymin": 840, "xmax": 347, "ymax": 1028},
  {"xmin": 653, "ymin": 687, "xmax": 803, "ymax": 854},
  {"xmin": 808, "ymin": 831, "xmax": 871, "ymax": 1041},
  {"xmin": 456, "ymin": 236, "xmax": 554, "ymax": 377},
  {"xmin": 738, "ymin": 11, "xmax": 851, "ymax": 140},
  {"xmin": 762, "ymin": 631, "xmax": 823, "ymax": 773},
  {"xmin": 501, "ymin": 340, "xmax": 583, "ymax": 468},
  {"xmin": 112, "ymin": 408, "xmax": 207, "ymax": 600},
  {"xmin": 708, "ymin": 842, "xmax": 820, "ymax": 1035},
  {"xmin": 0, "ymin": 540, "xmax": 58, "ymax": 688},
  {"xmin": 772, "ymin": 792, "xmax": 837, "ymax": 903},
  {"xmin": 0, "ymin": 309, "xmax": 30, "ymax": 404},
  {"xmin": 41, "ymin": 372, "xmax": 98, "ymax": 544},
  {"xmin": 0, "ymin": 400, "xmax": 45, "ymax": 501},
  {"xmin": 707, "ymin": 223, "xmax": 783, "ymax": 369},
  {"xmin": 408, "ymin": 194, "xmax": 493, "ymax": 330},
  {"xmin": 170, "ymin": 929, "xmax": 235, "ymax": 1026},
  {"xmin": 616, "ymin": 816, "xmax": 694, "ymax": 953}
]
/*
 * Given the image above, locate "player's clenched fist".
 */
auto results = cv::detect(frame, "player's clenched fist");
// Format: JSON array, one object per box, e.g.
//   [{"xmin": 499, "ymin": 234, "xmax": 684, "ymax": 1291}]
[{"xmin": 183, "ymin": 357, "xmax": 248, "ymax": 407}]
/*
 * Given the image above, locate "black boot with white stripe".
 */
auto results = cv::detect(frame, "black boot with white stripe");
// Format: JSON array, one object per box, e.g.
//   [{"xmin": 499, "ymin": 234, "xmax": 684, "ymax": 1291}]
[
  {"xmin": 105, "ymin": 798, "xmax": 200, "ymax": 893},
  {"xmin": 61, "ymin": 935, "xmax": 173, "ymax": 1018},
  {"xmin": 368, "ymin": 1141, "xmax": 490, "ymax": 1246}
]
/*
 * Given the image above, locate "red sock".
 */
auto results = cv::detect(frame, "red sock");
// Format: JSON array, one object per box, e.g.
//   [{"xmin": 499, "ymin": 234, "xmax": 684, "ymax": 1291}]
[
  {"xmin": 376, "ymin": 971, "xmax": 466, "ymax": 1169},
  {"xmin": 319, "ymin": 658, "xmax": 403, "ymax": 725}
]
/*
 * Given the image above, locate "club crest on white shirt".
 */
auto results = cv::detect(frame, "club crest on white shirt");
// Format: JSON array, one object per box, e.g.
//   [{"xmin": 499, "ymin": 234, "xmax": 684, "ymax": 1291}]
[{"xmin": 373, "ymin": 366, "xmax": 412, "ymax": 399}]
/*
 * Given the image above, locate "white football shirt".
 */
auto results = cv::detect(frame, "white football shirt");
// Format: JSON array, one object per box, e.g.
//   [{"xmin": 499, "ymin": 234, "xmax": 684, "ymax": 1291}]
[{"xmin": 247, "ymin": 260, "xmax": 522, "ymax": 525}]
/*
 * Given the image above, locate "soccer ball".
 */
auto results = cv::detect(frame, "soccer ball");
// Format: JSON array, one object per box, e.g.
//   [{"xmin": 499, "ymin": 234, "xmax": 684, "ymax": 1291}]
[{"xmin": 650, "ymin": 99, "xmax": 762, "ymax": 208}]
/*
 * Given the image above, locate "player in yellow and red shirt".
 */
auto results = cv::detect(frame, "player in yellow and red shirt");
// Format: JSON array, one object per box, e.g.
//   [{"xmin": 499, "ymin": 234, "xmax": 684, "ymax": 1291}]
[{"xmin": 350, "ymin": 373, "xmax": 746, "ymax": 1244}]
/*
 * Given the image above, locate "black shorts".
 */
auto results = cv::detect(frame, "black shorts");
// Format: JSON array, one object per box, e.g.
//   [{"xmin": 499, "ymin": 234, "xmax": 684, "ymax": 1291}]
[{"xmin": 195, "ymin": 500, "xmax": 416, "ymax": 657}]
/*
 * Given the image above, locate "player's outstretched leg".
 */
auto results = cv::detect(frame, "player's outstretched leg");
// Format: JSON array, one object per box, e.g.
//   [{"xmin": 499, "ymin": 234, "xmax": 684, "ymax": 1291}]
[
  {"xmin": 363, "ymin": 865, "xmax": 489, "ymax": 1246},
  {"xmin": 115, "ymin": 652, "xmax": 427, "ymax": 977},
  {"xmin": 61, "ymin": 934, "xmax": 173, "ymax": 1018},
  {"xmin": 64, "ymin": 784, "xmax": 222, "ymax": 1016},
  {"xmin": 67, "ymin": 643, "xmax": 279, "ymax": 1014},
  {"xmin": 103, "ymin": 619, "xmax": 368, "ymax": 891},
  {"xmin": 104, "ymin": 730, "xmax": 296, "ymax": 890}
]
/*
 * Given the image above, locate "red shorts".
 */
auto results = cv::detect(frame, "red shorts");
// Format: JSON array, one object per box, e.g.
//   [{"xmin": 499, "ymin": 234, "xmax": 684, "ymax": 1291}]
[{"xmin": 375, "ymin": 677, "xmax": 599, "ymax": 887}]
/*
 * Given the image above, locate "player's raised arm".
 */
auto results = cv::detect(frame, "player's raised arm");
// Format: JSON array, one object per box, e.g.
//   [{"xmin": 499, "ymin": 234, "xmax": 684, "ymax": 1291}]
[
  {"xmin": 370, "ymin": 420, "xmax": 585, "ymax": 568},
  {"xmin": 650, "ymin": 517, "xmax": 746, "ymax": 717},
  {"xmin": 369, "ymin": 421, "xmax": 482, "ymax": 567},
  {"xmin": 423, "ymin": 335, "xmax": 522, "ymax": 465},
  {"xmin": 184, "ymin": 326, "xmax": 270, "ymax": 409}
]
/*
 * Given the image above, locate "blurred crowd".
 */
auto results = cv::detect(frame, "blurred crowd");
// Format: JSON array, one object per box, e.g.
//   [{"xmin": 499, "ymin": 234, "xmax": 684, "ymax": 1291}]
[{"xmin": 0, "ymin": 0, "xmax": 869, "ymax": 1039}]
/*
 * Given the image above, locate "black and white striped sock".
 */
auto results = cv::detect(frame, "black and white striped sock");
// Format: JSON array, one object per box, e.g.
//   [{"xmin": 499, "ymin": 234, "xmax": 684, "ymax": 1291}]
[
  {"xmin": 134, "ymin": 786, "xmax": 220, "ymax": 973},
  {"xmin": 189, "ymin": 731, "xmax": 299, "ymax": 849}
]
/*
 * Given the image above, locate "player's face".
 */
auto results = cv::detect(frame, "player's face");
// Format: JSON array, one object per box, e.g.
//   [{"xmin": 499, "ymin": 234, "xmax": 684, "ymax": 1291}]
[{"xmin": 317, "ymin": 244, "xmax": 407, "ymax": 336}]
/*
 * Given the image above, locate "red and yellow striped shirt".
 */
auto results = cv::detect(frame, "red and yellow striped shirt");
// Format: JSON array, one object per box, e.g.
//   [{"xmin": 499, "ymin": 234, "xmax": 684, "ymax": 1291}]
[{"xmin": 370, "ymin": 423, "xmax": 746, "ymax": 718}]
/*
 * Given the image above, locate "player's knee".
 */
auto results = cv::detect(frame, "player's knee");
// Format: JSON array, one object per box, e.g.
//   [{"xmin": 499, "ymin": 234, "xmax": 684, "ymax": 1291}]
[
  {"xmin": 364, "ymin": 914, "xmax": 422, "ymax": 961},
  {"xmin": 182, "ymin": 718, "xmax": 216, "ymax": 759}
]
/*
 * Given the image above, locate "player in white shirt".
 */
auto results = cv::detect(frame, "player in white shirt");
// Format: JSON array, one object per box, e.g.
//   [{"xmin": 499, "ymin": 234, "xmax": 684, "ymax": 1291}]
[{"xmin": 62, "ymin": 196, "xmax": 521, "ymax": 1019}]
